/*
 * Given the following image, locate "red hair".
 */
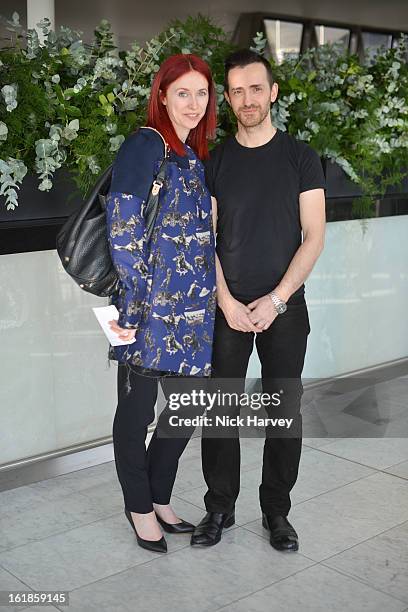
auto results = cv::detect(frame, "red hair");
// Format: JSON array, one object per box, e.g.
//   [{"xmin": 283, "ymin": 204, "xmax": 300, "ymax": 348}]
[{"xmin": 147, "ymin": 54, "xmax": 217, "ymax": 160}]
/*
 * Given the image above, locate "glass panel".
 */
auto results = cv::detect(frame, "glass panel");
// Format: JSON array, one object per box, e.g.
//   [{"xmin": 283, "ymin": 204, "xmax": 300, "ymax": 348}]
[
  {"xmin": 264, "ymin": 19, "xmax": 303, "ymax": 64},
  {"xmin": 362, "ymin": 31, "xmax": 393, "ymax": 59},
  {"xmin": 315, "ymin": 25, "xmax": 350, "ymax": 51},
  {"xmin": 0, "ymin": 250, "xmax": 118, "ymax": 466},
  {"xmin": 392, "ymin": 35, "xmax": 408, "ymax": 61}
]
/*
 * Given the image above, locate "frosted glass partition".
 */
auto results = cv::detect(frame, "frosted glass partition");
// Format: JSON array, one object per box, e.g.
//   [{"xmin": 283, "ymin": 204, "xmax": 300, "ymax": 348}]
[
  {"xmin": 247, "ymin": 215, "xmax": 408, "ymax": 379},
  {"xmin": 0, "ymin": 250, "xmax": 115, "ymax": 467},
  {"xmin": 1, "ymin": 215, "xmax": 408, "ymax": 466}
]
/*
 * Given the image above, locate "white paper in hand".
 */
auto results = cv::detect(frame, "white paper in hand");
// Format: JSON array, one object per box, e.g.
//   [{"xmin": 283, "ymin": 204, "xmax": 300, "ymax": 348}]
[{"xmin": 92, "ymin": 305, "xmax": 136, "ymax": 346}]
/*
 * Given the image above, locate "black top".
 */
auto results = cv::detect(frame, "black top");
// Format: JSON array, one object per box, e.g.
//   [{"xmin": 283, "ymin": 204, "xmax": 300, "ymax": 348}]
[
  {"xmin": 110, "ymin": 128, "xmax": 191, "ymax": 198},
  {"xmin": 204, "ymin": 129, "xmax": 326, "ymax": 302}
]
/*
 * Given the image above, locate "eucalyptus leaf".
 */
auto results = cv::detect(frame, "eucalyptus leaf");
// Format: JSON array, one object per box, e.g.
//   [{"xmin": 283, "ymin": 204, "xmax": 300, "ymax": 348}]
[
  {"xmin": 68, "ymin": 119, "xmax": 79, "ymax": 131},
  {"xmin": 109, "ymin": 135, "xmax": 125, "ymax": 151},
  {"xmin": 0, "ymin": 122, "xmax": 8, "ymax": 141}
]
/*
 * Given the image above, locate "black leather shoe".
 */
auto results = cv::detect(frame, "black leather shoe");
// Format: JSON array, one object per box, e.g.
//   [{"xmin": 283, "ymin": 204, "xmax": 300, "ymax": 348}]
[
  {"xmin": 190, "ymin": 510, "xmax": 235, "ymax": 547},
  {"xmin": 155, "ymin": 513, "xmax": 195, "ymax": 534},
  {"xmin": 262, "ymin": 513, "xmax": 299, "ymax": 551},
  {"xmin": 124, "ymin": 509, "xmax": 167, "ymax": 553}
]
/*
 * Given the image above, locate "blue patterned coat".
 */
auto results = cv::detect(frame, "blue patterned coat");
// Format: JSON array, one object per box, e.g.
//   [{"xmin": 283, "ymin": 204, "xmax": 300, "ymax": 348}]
[{"xmin": 105, "ymin": 128, "xmax": 216, "ymax": 377}]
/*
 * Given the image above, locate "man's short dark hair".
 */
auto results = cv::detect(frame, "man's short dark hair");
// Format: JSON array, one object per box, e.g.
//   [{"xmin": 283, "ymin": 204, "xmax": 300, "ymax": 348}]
[{"xmin": 224, "ymin": 49, "xmax": 275, "ymax": 91}]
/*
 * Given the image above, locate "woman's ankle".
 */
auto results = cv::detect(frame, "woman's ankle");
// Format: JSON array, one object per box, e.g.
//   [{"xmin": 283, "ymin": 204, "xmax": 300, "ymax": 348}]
[
  {"xmin": 153, "ymin": 503, "xmax": 181, "ymax": 523},
  {"xmin": 131, "ymin": 510, "xmax": 156, "ymax": 521},
  {"xmin": 129, "ymin": 510, "xmax": 163, "ymax": 540}
]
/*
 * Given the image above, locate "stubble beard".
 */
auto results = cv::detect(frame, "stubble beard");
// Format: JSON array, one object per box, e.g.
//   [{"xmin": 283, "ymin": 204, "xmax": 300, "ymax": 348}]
[{"xmin": 236, "ymin": 103, "xmax": 271, "ymax": 128}]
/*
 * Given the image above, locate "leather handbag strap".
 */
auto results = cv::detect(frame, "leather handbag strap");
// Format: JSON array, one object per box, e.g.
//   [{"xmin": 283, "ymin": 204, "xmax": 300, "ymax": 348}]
[
  {"xmin": 98, "ymin": 126, "xmax": 169, "ymax": 212},
  {"xmin": 140, "ymin": 126, "xmax": 170, "ymax": 159},
  {"xmin": 141, "ymin": 128, "xmax": 170, "ymax": 241}
]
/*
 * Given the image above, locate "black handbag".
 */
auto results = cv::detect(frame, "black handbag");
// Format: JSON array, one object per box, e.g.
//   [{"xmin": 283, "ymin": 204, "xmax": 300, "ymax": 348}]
[{"xmin": 56, "ymin": 127, "xmax": 169, "ymax": 297}]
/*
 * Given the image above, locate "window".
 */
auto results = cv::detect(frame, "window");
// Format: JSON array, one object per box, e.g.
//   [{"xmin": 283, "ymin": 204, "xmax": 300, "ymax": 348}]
[
  {"xmin": 362, "ymin": 31, "xmax": 393, "ymax": 59},
  {"xmin": 263, "ymin": 19, "xmax": 303, "ymax": 64},
  {"xmin": 392, "ymin": 35, "xmax": 408, "ymax": 61},
  {"xmin": 315, "ymin": 25, "xmax": 350, "ymax": 51},
  {"xmin": 235, "ymin": 13, "xmax": 407, "ymax": 65}
]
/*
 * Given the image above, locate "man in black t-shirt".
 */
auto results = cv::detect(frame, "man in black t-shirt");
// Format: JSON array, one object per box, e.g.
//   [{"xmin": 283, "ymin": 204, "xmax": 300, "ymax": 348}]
[{"xmin": 191, "ymin": 50, "xmax": 326, "ymax": 552}]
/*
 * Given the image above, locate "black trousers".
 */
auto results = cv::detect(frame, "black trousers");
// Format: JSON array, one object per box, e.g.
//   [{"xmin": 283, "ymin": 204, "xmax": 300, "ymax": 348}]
[
  {"xmin": 202, "ymin": 297, "xmax": 310, "ymax": 517},
  {"xmin": 113, "ymin": 365, "xmax": 202, "ymax": 514}
]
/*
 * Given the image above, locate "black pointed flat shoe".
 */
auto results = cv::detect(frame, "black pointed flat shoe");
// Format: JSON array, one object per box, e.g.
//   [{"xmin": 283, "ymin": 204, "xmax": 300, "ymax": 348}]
[
  {"xmin": 124, "ymin": 508, "xmax": 167, "ymax": 553},
  {"xmin": 262, "ymin": 513, "xmax": 299, "ymax": 551},
  {"xmin": 155, "ymin": 513, "xmax": 195, "ymax": 534}
]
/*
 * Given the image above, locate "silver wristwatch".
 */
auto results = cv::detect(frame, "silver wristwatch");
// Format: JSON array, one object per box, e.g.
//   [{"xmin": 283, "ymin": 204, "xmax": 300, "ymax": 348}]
[{"xmin": 269, "ymin": 291, "xmax": 287, "ymax": 314}]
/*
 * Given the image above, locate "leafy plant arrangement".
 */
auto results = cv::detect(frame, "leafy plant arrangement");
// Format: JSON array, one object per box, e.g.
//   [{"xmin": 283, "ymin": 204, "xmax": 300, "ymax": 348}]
[
  {"xmin": 270, "ymin": 36, "xmax": 408, "ymax": 217},
  {"xmin": 0, "ymin": 12, "xmax": 234, "ymax": 210},
  {"xmin": 0, "ymin": 11, "xmax": 407, "ymax": 218}
]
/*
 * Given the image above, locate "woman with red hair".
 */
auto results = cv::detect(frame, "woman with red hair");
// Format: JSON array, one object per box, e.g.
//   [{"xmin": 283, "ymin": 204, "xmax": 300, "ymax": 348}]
[{"xmin": 105, "ymin": 54, "xmax": 217, "ymax": 553}]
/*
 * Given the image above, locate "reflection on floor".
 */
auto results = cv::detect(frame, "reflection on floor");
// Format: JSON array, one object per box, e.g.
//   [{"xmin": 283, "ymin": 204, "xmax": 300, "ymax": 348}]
[{"xmin": 0, "ymin": 433, "xmax": 408, "ymax": 611}]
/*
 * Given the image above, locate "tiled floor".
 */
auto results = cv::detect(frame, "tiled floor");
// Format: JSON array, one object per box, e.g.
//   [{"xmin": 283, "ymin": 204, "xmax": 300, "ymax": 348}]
[{"xmin": 0, "ymin": 436, "xmax": 408, "ymax": 612}]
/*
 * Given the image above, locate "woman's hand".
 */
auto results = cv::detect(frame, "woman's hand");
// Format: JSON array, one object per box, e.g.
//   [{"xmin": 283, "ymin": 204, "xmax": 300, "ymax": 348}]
[{"xmin": 108, "ymin": 319, "xmax": 136, "ymax": 342}]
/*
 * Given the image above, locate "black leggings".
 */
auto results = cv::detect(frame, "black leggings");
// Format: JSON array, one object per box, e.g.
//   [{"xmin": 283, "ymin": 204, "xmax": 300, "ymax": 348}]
[{"xmin": 113, "ymin": 364, "xmax": 203, "ymax": 514}]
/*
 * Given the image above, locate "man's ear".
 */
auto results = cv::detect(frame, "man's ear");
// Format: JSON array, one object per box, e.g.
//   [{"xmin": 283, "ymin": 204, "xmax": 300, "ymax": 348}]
[
  {"xmin": 270, "ymin": 82, "xmax": 279, "ymax": 104},
  {"xmin": 224, "ymin": 90, "xmax": 231, "ymax": 106}
]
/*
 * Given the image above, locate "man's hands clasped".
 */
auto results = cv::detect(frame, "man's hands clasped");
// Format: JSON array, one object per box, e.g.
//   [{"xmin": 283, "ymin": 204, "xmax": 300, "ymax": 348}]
[{"xmin": 219, "ymin": 294, "xmax": 278, "ymax": 333}]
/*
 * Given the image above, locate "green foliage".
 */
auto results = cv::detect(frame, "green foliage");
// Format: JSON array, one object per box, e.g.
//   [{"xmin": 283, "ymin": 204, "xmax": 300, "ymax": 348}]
[
  {"xmin": 271, "ymin": 38, "xmax": 408, "ymax": 217},
  {"xmin": 0, "ymin": 13, "xmax": 236, "ymax": 206},
  {"xmin": 0, "ymin": 12, "xmax": 407, "ymax": 217}
]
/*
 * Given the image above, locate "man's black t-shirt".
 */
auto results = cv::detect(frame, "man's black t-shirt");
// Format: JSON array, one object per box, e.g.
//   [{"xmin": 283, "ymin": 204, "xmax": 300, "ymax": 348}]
[{"xmin": 204, "ymin": 128, "xmax": 326, "ymax": 302}]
